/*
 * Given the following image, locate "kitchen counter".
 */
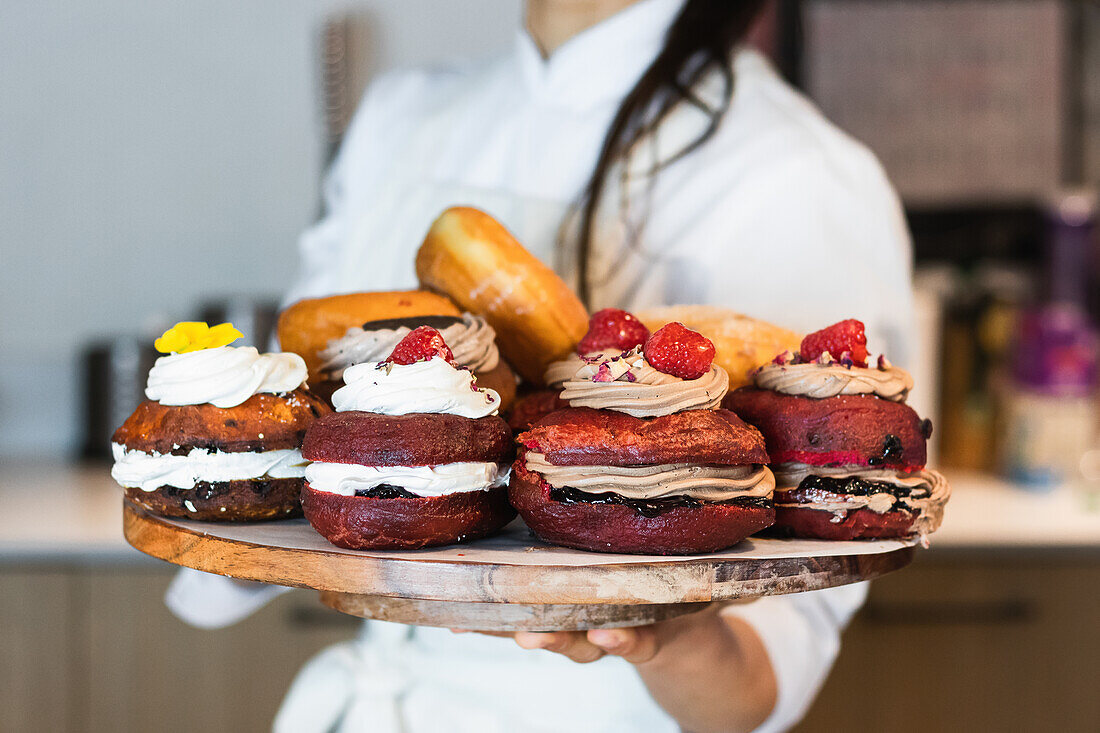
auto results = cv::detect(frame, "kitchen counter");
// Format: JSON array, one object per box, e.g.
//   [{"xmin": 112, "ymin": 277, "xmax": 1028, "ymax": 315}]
[{"xmin": 1, "ymin": 461, "xmax": 1098, "ymax": 562}]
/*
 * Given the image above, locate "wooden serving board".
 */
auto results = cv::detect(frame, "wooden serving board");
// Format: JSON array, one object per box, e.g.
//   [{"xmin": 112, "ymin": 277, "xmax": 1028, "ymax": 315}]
[{"xmin": 124, "ymin": 501, "xmax": 916, "ymax": 631}]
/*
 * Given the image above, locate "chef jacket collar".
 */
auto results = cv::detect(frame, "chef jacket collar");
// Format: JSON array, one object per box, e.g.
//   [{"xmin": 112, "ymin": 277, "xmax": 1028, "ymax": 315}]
[{"xmin": 515, "ymin": 0, "xmax": 686, "ymax": 110}]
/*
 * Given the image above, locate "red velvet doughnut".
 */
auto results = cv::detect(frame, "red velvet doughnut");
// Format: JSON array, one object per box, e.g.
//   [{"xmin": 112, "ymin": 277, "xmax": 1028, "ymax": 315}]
[
  {"xmin": 723, "ymin": 389, "xmax": 929, "ymax": 470},
  {"xmin": 509, "ymin": 459, "xmax": 773, "ymax": 555},
  {"xmin": 302, "ymin": 484, "xmax": 515, "ymax": 550},
  {"xmin": 303, "ymin": 411, "xmax": 513, "ymax": 467}
]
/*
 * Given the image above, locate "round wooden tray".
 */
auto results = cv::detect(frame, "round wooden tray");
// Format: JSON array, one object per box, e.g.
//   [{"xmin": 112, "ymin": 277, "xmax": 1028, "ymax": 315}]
[{"xmin": 124, "ymin": 500, "xmax": 916, "ymax": 631}]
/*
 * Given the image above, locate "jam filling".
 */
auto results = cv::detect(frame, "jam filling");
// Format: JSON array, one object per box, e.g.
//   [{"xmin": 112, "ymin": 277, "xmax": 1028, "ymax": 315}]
[
  {"xmin": 866, "ymin": 434, "xmax": 904, "ymax": 466},
  {"xmin": 796, "ymin": 474, "xmax": 916, "ymax": 498},
  {"xmin": 353, "ymin": 484, "xmax": 418, "ymax": 499},
  {"xmin": 549, "ymin": 486, "xmax": 771, "ymax": 518}
]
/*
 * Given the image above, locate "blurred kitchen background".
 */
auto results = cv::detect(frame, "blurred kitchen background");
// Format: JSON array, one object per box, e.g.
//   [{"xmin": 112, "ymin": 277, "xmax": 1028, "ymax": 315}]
[{"xmin": 2, "ymin": 1, "xmax": 1099, "ymax": 732}]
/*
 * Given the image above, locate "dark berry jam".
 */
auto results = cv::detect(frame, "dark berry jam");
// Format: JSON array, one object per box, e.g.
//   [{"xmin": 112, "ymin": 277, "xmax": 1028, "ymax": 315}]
[
  {"xmin": 868, "ymin": 434, "xmax": 904, "ymax": 466},
  {"xmin": 354, "ymin": 484, "xmax": 418, "ymax": 499},
  {"xmin": 798, "ymin": 474, "xmax": 912, "ymax": 497},
  {"xmin": 549, "ymin": 486, "xmax": 770, "ymax": 518}
]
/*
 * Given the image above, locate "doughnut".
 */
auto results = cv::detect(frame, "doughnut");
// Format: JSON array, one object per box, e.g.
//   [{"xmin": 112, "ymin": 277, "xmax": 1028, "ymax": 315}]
[
  {"xmin": 723, "ymin": 388, "xmax": 930, "ymax": 471},
  {"xmin": 415, "ymin": 207, "xmax": 589, "ymax": 385},
  {"xmin": 277, "ymin": 290, "xmax": 461, "ymax": 380}
]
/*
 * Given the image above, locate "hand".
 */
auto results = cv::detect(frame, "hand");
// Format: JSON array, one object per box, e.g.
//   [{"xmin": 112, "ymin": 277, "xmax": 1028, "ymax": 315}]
[
  {"xmin": 511, "ymin": 625, "xmax": 660, "ymax": 664},
  {"xmin": 451, "ymin": 607, "xmax": 708, "ymax": 666}
]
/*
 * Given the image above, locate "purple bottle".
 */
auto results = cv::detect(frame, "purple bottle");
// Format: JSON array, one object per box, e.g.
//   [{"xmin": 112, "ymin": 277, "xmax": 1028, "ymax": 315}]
[{"xmin": 1000, "ymin": 193, "xmax": 1100, "ymax": 489}]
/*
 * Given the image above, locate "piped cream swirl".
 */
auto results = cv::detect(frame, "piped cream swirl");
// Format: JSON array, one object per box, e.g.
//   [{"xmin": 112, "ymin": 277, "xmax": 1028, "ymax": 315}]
[
  {"xmin": 331, "ymin": 357, "xmax": 499, "ymax": 417},
  {"xmin": 557, "ymin": 348, "xmax": 728, "ymax": 418},
  {"xmin": 320, "ymin": 313, "xmax": 499, "ymax": 378},
  {"xmin": 753, "ymin": 361, "xmax": 913, "ymax": 401},
  {"xmin": 145, "ymin": 346, "xmax": 307, "ymax": 408},
  {"xmin": 544, "ymin": 349, "xmax": 622, "ymax": 388},
  {"xmin": 525, "ymin": 452, "xmax": 773, "ymax": 502}
]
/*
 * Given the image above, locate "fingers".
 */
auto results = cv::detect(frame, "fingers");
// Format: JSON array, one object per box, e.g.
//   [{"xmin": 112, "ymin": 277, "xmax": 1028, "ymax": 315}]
[
  {"xmin": 450, "ymin": 628, "xmax": 515, "ymax": 639},
  {"xmin": 514, "ymin": 631, "xmax": 606, "ymax": 663},
  {"xmin": 587, "ymin": 627, "xmax": 660, "ymax": 664}
]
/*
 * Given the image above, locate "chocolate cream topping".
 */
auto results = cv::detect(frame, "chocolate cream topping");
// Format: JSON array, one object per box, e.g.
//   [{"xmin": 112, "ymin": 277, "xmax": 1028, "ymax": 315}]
[
  {"xmin": 754, "ymin": 359, "xmax": 914, "ymax": 402},
  {"xmin": 525, "ymin": 452, "xmax": 774, "ymax": 502},
  {"xmin": 320, "ymin": 313, "xmax": 499, "ymax": 379},
  {"xmin": 552, "ymin": 347, "xmax": 729, "ymax": 418}
]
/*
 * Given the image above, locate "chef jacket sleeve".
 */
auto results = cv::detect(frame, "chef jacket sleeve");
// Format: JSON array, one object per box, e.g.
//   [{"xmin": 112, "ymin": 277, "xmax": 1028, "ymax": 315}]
[
  {"xmin": 165, "ymin": 568, "xmax": 291, "ymax": 629},
  {"xmin": 720, "ymin": 582, "xmax": 869, "ymax": 733}
]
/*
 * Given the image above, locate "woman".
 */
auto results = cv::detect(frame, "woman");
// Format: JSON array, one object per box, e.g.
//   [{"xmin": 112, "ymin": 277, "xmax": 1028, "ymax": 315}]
[{"xmin": 170, "ymin": 1, "xmax": 914, "ymax": 731}]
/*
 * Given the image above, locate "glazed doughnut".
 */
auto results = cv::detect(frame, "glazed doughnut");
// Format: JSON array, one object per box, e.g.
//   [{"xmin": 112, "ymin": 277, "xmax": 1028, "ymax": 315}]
[
  {"xmin": 277, "ymin": 290, "xmax": 461, "ymax": 380},
  {"xmin": 415, "ymin": 207, "xmax": 589, "ymax": 385}
]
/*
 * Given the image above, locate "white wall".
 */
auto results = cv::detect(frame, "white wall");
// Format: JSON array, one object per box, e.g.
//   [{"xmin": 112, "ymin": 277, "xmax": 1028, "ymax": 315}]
[{"xmin": 0, "ymin": 0, "xmax": 519, "ymax": 457}]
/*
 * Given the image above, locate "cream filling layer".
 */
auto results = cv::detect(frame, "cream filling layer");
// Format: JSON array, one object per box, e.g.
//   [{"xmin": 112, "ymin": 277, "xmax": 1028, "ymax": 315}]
[
  {"xmin": 320, "ymin": 313, "xmax": 499, "ymax": 378},
  {"xmin": 110, "ymin": 444, "xmax": 307, "ymax": 492},
  {"xmin": 774, "ymin": 463, "xmax": 950, "ymax": 536},
  {"xmin": 304, "ymin": 461, "xmax": 509, "ymax": 498},
  {"xmin": 753, "ymin": 361, "xmax": 913, "ymax": 402},
  {"xmin": 525, "ymin": 452, "xmax": 774, "ymax": 502},
  {"xmin": 557, "ymin": 348, "xmax": 728, "ymax": 418}
]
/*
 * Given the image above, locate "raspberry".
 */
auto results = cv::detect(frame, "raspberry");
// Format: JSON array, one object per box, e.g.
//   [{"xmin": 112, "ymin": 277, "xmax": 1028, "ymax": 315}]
[
  {"xmin": 578, "ymin": 308, "xmax": 651, "ymax": 354},
  {"xmin": 386, "ymin": 326, "xmax": 455, "ymax": 365},
  {"xmin": 800, "ymin": 319, "xmax": 869, "ymax": 367},
  {"xmin": 642, "ymin": 322, "xmax": 715, "ymax": 380}
]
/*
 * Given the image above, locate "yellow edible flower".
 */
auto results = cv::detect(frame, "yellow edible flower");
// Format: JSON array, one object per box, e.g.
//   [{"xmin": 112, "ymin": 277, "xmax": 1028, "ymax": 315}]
[{"xmin": 154, "ymin": 321, "xmax": 243, "ymax": 354}]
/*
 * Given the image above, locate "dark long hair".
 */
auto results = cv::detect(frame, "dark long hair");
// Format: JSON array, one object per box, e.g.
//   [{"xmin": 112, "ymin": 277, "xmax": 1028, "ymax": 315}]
[{"xmin": 574, "ymin": 0, "xmax": 768, "ymax": 305}]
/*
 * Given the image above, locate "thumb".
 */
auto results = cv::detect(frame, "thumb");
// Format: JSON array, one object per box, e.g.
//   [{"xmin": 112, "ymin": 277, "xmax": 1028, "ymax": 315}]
[{"xmin": 586, "ymin": 627, "xmax": 659, "ymax": 664}]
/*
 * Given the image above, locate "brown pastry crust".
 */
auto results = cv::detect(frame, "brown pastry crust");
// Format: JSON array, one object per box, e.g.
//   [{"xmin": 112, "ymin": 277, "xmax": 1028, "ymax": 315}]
[
  {"xmin": 124, "ymin": 478, "xmax": 302, "ymax": 521},
  {"xmin": 723, "ymin": 388, "xmax": 929, "ymax": 471},
  {"xmin": 112, "ymin": 389, "xmax": 329, "ymax": 455},
  {"xmin": 302, "ymin": 412, "xmax": 514, "ymax": 467},
  {"xmin": 302, "ymin": 484, "xmax": 515, "ymax": 549},
  {"xmin": 505, "ymin": 389, "xmax": 570, "ymax": 432},
  {"xmin": 516, "ymin": 407, "xmax": 768, "ymax": 467},
  {"xmin": 277, "ymin": 290, "xmax": 462, "ymax": 380},
  {"xmin": 509, "ymin": 460, "xmax": 774, "ymax": 555},
  {"xmin": 415, "ymin": 207, "xmax": 589, "ymax": 386},
  {"xmin": 772, "ymin": 505, "xmax": 917, "ymax": 540}
]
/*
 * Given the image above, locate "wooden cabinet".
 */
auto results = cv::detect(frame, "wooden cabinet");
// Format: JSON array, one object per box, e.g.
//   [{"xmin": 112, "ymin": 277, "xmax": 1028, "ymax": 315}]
[
  {"xmin": 3, "ymin": 555, "xmax": 1098, "ymax": 732},
  {"xmin": 796, "ymin": 553, "xmax": 1100, "ymax": 733},
  {"xmin": 0, "ymin": 567, "xmax": 359, "ymax": 733}
]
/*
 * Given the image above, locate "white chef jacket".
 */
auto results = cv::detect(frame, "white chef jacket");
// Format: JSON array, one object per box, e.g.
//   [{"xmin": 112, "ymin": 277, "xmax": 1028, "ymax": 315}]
[{"xmin": 169, "ymin": 0, "xmax": 914, "ymax": 731}]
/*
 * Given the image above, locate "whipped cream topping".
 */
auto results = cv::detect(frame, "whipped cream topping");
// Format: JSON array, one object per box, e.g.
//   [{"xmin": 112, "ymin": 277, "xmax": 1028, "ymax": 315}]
[
  {"xmin": 773, "ymin": 462, "xmax": 950, "ymax": 537},
  {"xmin": 111, "ymin": 444, "xmax": 307, "ymax": 492},
  {"xmin": 525, "ymin": 452, "xmax": 773, "ymax": 502},
  {"xmin": 320, "ymin": 313, "xmax": 499, "ymax": 379},
  {"xmin": 556, "ymin": 347, "xmax": 728, "ymax": 418},
  {"xmin": 305, "ymin": 461, "xmax": 509, "ymax": 498},
  {"xmin": 331, "ymin": 357, "xmax": 500, "ymax": 417},
  {"xmin": 145, "ymin": 346, "xmax": 307, "ymax": 408},
  {"xmin": 753, "ymin": 357, "xmax": 913, "ymax": 402}
]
